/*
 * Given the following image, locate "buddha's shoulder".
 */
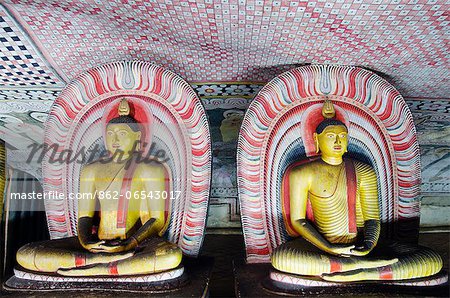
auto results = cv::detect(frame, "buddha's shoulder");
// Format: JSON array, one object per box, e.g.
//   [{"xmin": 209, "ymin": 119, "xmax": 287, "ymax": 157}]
[
  {"xmin": 80, "ymin": 161, "xmax": 100, "ymax": 173},
  {"xmin": 134, "ymin": 161, "xmax": 167, "ymax": 177},
  {"xmin": 347, "ymin": 159, "xmax": 373, "ymax": 169},
  {"xmin": 346, "ymin": 159, "xmax": 376, "ymax": 176},
  {"xmin": 79, "ymin": 161, "xmax": 103, "ymax": 179},
  {"xmin": 287, "ymin": 159, "xmax": 321, "ymax": 176}
]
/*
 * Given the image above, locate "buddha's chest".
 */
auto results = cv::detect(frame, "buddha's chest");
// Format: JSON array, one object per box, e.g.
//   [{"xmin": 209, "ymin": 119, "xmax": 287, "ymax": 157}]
[
  {"xmin": 93, "ymin": 165, "xmax": 143, "ymax": 210},
  {"xmin": 308, "ymin": 166, "xmax": 345, "ymax": 198},
  {"xmin": 94, "ymin": 164, "xmax": 142, "ymax": 190}
]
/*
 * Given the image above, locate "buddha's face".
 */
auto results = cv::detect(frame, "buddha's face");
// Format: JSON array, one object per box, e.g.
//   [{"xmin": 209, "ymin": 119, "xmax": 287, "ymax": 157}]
[
  {"xmin": 315, "ymin": 125, "xmax": 348, "ymax": 158},
  {"xmin": 105, "ymin": 123, "xmax": 141, "ymax": 156}
]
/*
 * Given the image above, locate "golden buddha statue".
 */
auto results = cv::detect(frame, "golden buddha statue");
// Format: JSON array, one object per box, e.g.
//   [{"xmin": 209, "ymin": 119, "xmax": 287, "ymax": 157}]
[
  {"xmin": 16, "ymin": 98, "xmax": 182, "ymax": 277},
  {"xmin": 271, "ymin": 100, "xmax": 443, "ymax": 283}
]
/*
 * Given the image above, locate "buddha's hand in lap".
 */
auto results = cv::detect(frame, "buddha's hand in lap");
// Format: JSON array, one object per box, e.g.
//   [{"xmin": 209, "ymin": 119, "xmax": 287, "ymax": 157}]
[
  {"xmin": 92, "ymin": 238, "xmax": 138, "ymax": 253},
  {"xmin": 83, "ymin": 240, "xmax": 106, "ymax": 252},
  {"xmin": 328, "ymin": 244, "xmax": 355, "ymax": 257},
  {"xmin": 349, "ymin": 244, "xmax": 373, "ymax": 257},
  {"xmin": 330, "ymin": 244, "xmax": 379, "ymax": 257},
  {"xmin": 328, "ymin": 243, "xmax": 399, "ymax": 267}
]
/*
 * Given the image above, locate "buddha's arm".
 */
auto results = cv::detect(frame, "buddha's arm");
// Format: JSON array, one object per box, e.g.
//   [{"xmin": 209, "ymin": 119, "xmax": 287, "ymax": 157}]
[
  {"xmin": 77, "ymin": 165, "xmax": 104, "ymax": 251},
  {"xmin": 135, "ymin": 165, "xmax": 166, "ymax": 241},
  {"xmin": 351, "ymin": 163, "xmax": 380, "ymax": 256},
  {"xmin": 289, "ymin": 169, "xmax": 354, "ymax": 256}
]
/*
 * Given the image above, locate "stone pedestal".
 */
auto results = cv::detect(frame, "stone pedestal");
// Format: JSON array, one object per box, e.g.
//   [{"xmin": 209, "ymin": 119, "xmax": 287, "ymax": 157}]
[
  {"xmin": 233, "ymin": 259, "xmax": 449, "ymax": 297},
  {"xmin": 3, "ymin": 257, "xmax": 213, "ymax": 296}
]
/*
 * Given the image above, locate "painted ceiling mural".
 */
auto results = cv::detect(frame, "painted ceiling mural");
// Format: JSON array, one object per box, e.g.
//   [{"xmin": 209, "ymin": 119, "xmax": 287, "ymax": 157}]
[
  {"xmin": 0, "ymin": 0, "xmax": 448, "ymax": 97},
  {"xmin": 0, "ymin": 0, "xmax": 448, "ymax": 228}
]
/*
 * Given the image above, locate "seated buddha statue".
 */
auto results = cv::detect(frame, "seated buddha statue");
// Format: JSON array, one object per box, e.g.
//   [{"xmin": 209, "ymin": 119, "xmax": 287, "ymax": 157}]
[
  {"xmin": 271, "ymin": 100, "xmax": 443, "ymax": 283},
  {"xmin": 16, "ymin": 98, "xmax": 182, "ymax": 277}
]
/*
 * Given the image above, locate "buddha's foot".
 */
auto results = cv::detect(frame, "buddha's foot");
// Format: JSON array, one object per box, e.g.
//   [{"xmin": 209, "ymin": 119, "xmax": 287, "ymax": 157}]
[
  {"xmin": 87, "ymin": 251, "xmax": 134, "ymax": 265},
  {"xmin": 351, "ymin": 257, "xmax": 398, "ymax": 270},
  {"xmin": 322, "ymin": 269, "xmax": 376, "ymax": 282},
  {"xmin": 56, "ymin": 251, "xmax": 134, "ymax": 276},
  {"xmin": 322, "ymin": 258, "xmax": 398, "ymax": 282},
  {"xmin": 57, "ymin": 265, "xmax": 107, "ymax": 277}
]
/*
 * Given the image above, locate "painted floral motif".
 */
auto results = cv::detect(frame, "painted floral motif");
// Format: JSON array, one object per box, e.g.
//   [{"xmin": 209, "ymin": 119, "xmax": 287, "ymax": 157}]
[
  {"xmin": 224, "ymin": 85, "xmax": 252, "ymax": 95},
  {"xmin": 195, "ymin": 84, "xmax": 224, "ymax": 96}
]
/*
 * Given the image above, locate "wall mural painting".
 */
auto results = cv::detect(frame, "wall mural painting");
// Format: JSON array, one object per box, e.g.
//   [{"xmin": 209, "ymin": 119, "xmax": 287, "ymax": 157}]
[
  {"xmin": 196, "ymin": 82, "xmax": 261, "ymax": 227},
  {"xmin": 0, "ymin": 139, "xmax": 5, "ymax": 221},
  {"xmin": 421, "ymin": 146, "xmax": 450, "ymax": 195},
  {"xmin": 0, "ymin": 104, "xmax": 48, "ymax": 178},
  {"xmin": 207, "ymin": 108, "xmax": 244, "ymax": 227},
  {"xmin": 409, "ymin": 101, "xmax": 450, "ymax": 206}
]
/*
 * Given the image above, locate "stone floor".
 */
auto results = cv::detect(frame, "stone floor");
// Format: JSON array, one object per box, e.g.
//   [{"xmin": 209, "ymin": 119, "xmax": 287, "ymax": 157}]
[
  {"xmin": 1, "ymin": 230, "xmax": 449, "ymax": 297},
  {"xmin": 201, "ymin": 231, "xmax": 246, "ymax": 297}
]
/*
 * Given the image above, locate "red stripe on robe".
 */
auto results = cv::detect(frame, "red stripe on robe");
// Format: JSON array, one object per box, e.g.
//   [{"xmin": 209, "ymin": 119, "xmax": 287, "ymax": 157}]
[
  {"xmin": 379, "ymin": 266, "xmax": 393, "ymax": 280},
  {"xmin": 75, "ymin": 254, "xmax": 86, "ymax": 267},
  {"xmin": 108, "ymin": 261, "xmax": 119, "ymax": 275},
  {"xmin": 117, "ymin": 158, "xmax": 139, "ymax": 229},
  {"xmin": 344, "ymin": 159, "xmax": 357, "ymax": 233},
  {"xmin": 330, "ymin": 259, "xmax": 342, "ymax": 273}
]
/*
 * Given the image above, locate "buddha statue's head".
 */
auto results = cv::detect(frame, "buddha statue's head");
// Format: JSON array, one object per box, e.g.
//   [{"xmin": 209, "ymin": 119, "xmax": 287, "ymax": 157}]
[
  {"xmin": 105, "ymin": 98, "xmax": 142, "ymax": 159},
  {"xmin": 313, "ymin": 100, "xmax": 348, "ymax": 164}
]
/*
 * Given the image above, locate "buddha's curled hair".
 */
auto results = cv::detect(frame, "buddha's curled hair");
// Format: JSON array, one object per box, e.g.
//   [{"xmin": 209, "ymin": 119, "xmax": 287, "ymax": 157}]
[
  {"xmin": 108, "ymin": 115, "xmax": 141, "ymax": 132},
  {"xmin": 315, "ymin": 119, "xmax": 347, "ymax": 134}
]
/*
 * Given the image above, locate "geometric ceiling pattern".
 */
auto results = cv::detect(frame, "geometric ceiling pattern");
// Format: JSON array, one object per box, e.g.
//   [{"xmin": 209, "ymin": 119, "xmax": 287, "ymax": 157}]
[
  {"xmin": 2, "ymin": 1, "xmax": 449, "ymax": 98},
  {"xmin": 0, "ymin": 5, "xmax": 64, "ymax": 86}
]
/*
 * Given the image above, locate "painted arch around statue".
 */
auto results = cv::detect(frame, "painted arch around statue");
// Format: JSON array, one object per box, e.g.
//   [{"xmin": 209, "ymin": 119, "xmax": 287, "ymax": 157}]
[
  {"xmin": 43, "ymin": 61, "xmax": 211, "ymax": 257},
  {"xmin": 237, "ymin": 65, "xmax": 421, "ymax": 263}
]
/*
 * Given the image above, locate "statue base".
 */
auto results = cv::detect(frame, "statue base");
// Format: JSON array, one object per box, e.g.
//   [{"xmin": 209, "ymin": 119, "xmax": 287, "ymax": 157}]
[
  {"xmin": 4, "ymin": 266, "xmax": 186, "ymax": 293},
  {"xmin": 233, "ymin": 259, "xmax": 450, "ymax": 297},
  {"xmin": 269, "ymin": 269, "xmax": 449, "ymax": 288},
  {"xmin": 3, "ymin": 257, "xmax": 213, "ymax": 295}
]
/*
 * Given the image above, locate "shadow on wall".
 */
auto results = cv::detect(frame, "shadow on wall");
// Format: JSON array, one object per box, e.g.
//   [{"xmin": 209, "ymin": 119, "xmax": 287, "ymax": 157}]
[{"xmin": 1, "ymin": 168, "xmax": 49, "ymax": 279}]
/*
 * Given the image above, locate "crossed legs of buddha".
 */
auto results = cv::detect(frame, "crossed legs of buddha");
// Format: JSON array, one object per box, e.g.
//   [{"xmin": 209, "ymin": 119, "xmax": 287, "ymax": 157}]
[
  {"xmin": 17, "ymin": 237, "xmax": 182, "ymax": 276},
  {"xmin": 271, "ymin": 237, "xmax": 443, "ymax": 282}
]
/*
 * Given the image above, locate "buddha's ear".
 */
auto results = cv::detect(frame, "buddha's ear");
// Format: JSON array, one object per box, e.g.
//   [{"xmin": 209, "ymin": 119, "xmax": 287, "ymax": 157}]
[
  {"xmin": 313, "ymin": 132, "xmax": 319, "ymax": 154},
  {"xmin": 136, "ymin": 131, "xmax": 142, "ymax": 140}
]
